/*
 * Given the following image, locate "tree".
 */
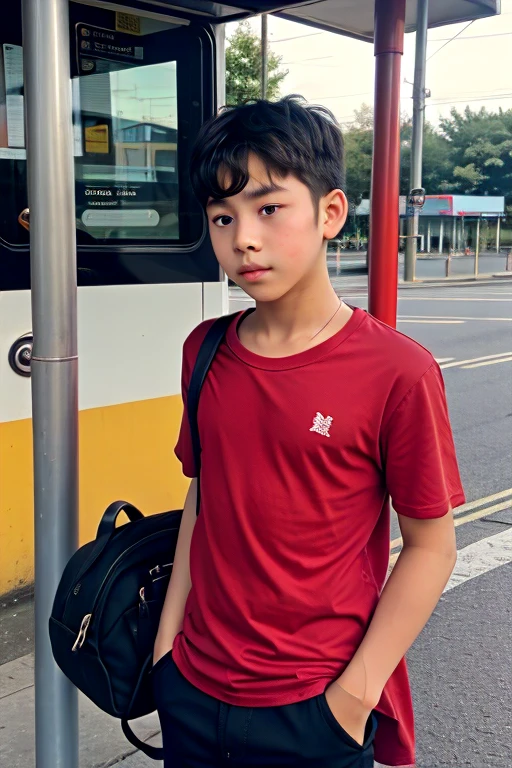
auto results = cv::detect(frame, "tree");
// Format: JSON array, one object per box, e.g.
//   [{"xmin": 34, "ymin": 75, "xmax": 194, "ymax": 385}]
[
  {"xmin": 400, "ymin": 120, "xmax": 453, "ymax": 196},
  {"xmin": 343, "ymin": 105, "xmax": 374, "ymax": 205},
  {"xmin": 225, "ymin": 21, "xmax": 288, "ymax": 105},
  {"xmin": 438, "ymin": 107, "xmax": 512, "ymax": 200}
]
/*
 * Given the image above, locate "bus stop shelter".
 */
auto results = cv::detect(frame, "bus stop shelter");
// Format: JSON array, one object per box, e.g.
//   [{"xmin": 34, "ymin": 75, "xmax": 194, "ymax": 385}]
[{"xmin": 22, "ymin": 2, "xmax": 501, "ymax": 767}]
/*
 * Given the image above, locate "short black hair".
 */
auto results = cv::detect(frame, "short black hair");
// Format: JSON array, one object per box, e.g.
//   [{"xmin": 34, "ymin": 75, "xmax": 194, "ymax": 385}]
[{"xmin": 190, "ymin": 95, "xmax": 345, "ymax": 210}]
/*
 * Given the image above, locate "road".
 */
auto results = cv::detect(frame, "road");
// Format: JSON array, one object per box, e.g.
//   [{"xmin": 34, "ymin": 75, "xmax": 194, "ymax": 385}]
[{"xmin": 230, "ymin": 280, "xmax": 512, "ymax": 768}]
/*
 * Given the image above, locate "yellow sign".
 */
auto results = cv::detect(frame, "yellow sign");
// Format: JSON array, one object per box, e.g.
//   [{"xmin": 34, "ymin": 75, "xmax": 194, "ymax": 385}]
[
  {"xmin": 85, "ymin": 125, "xmax": 109, "ymax": 154},
  {"xmin": 116, "ymin": 12, "xmax": 141, "ymax": 36}
]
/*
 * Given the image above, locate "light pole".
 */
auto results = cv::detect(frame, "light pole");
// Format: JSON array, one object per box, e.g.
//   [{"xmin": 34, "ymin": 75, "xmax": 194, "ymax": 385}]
[
  {"xmin": 261, "ymin": 14, "xmax": 268, "ymax": 99},
  {"xmin": 404, "ymin": 0, "xmax": 429, "ymax": 282}
]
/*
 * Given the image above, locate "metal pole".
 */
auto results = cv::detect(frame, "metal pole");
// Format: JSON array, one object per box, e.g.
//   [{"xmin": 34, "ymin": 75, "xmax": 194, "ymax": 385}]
[
  {"xmin": 496, "ymin": 216, "xmax": 501, "ymax": 253},
  {"xmin": 404, "ymin": 0, "xmax": 429, "ymax": 282},
  {"xmin": 475, "ymin": 216, "xmax": 480, "ymax": 277},
  {"xmin": 439, "ymin": 219, "xmax": 444, "ymax": 254},
  {"xmin": 261, "ymin": 14, "xmax": 268, "ymax": 99},
  {"xmin": 22, "ymin": 1, "xmax": 79, "ymax": 767},
  {"xmin": 369, "ymin": 0, "xmax": 406, "ymax": 327}
]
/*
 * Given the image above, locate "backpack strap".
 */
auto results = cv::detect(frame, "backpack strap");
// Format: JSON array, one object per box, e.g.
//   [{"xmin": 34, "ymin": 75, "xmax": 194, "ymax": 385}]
[
  {"xmin": 187, "ymin": 313, "xmax": 237, "ymax": 515},
  {"xmin": 121, "ymin": 719, "xmax": 163, "ymax": 760}
]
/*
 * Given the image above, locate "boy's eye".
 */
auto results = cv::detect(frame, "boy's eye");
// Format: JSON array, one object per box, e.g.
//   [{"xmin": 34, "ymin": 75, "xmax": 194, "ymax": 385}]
[
  {"xmin": 213, "ymin": 215, "xmax": 233, "ymax": 227},
  {"xmin": 261, "ymin": 205, "xmax": 280, "ymax": 216}
]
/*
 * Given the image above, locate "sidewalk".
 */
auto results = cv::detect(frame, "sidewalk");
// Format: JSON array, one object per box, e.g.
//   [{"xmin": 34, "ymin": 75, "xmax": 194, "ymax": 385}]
[{"xmin": 0, "ymin": 652, "xmax": 163, "ymax": 767}]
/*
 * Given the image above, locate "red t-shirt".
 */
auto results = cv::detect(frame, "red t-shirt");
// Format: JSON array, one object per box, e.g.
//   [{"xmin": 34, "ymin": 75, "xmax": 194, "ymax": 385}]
[{"xmin": 172, "ymin": 307, "xmax": 465, "ymax": 768}]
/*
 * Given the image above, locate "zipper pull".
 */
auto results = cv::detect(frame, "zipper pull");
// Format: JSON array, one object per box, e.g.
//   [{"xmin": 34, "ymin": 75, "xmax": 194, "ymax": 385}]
[
  {"xmin": 139, "ymin": 586, "xmax": 148, "ymax": 617},
  {"xmin": 72, "ymin": 613, "xmax": 92, "ymax": 652}
]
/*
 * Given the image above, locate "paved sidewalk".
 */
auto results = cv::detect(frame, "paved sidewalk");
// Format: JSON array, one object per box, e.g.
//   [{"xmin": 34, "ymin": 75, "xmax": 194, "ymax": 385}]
[{"xmin": 0, "ymin": 653, "xmax": 163, "ymax": 768}]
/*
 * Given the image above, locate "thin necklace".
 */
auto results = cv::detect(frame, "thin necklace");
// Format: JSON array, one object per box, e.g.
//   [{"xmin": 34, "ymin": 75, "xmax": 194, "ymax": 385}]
[{"xmin": 310, "ymin": 297, "xmax": 343, "ymax": 341}]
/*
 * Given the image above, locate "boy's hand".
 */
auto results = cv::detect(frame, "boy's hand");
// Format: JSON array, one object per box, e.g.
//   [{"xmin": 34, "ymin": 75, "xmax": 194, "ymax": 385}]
[
  {"xmin": 324, "ymin": 682, "xmax": 373, "ymax": 746},
  {"xmin": 153, "ymin": 637, "xmax": 173, "ymax": 666}
]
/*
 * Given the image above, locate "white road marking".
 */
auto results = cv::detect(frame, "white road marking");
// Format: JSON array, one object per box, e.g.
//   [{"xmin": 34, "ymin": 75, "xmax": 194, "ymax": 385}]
[
  {"xmin": 398, "ymin": 319, "xmax": 464, "ymax": 324},
  {"xmin": 397, "ymin": 297, "xmax": 512, "ymax": 302},
  {"xmin": 462, "ymin": 355, "xmax": 512, "ymax": 369},
  {"xmin": 444, "ymin": 528, "xmax": 512, "ymax": 592},
  {"xmin": 440, "ymin": 352, "xmax": 512, "ymax": 369},
  {"xmin": 399, "ymin": 315, "xmax": 512, "ymax": 322},
  {"xmin": 435, "ymin": 357, "xmax": 455, "ymax": 363}
]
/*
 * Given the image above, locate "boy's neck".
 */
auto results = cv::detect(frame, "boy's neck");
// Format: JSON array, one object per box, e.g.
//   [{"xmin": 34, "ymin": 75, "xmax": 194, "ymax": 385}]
[{"xmin": 238, "ymin": 269, "xmax": 353, "ymax": 357}]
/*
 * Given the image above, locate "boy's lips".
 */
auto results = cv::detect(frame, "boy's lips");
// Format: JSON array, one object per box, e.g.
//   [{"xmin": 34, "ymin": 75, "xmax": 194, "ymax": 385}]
[{"xmin": 238, "ymin": 263, "xmax": 272, "ymax": 282}]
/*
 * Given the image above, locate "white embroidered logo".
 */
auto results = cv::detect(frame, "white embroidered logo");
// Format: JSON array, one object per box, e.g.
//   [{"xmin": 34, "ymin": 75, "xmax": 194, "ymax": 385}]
[{"xmin": 309, "ymin": 412, "xmax": 333, "ymax": 438}]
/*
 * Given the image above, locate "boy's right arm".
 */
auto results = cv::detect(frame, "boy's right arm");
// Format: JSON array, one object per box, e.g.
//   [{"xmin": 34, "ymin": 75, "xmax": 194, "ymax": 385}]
[{"xmin": 153, "ymin": 478, "xmax": 198, "ymax": 664}]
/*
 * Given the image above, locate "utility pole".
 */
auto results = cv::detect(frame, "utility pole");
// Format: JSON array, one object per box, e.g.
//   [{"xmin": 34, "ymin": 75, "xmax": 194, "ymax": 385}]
[
  {"xmin": 22, "ymin": 0, "xmax": 79, "ymax": 765},
  {"xmin": 404, "ymin": 0, "xmax": 429, "ymax": 282},
  {"xmin": 261, "ymin": 14, "xmax": 268, "ymax": 99}
]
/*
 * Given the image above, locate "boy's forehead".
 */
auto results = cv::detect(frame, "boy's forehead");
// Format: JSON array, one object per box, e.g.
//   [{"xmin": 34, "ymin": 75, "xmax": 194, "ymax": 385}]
[{"xmin": 219, "ymin": 153, "xmax": 286, "ymax": 191}]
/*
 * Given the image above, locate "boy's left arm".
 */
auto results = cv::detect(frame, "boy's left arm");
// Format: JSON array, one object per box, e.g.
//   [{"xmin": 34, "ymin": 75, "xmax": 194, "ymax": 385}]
[
  {"xmin": 325, "ymin": 508, "xmax": 457, "ymax": 744},
  {"xmin": 325, "ymin": 361, "xmax": 464, "ymax": 745}
]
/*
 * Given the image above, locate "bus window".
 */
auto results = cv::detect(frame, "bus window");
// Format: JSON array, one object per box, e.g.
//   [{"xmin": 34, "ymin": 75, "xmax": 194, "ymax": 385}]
[
  {"xmin": 75, "ymin": 59, "xmax": 180, "ymax": 241},
  {"xmin": 0, "ymin": 4, "xmax": 214, "ymax": 272}
]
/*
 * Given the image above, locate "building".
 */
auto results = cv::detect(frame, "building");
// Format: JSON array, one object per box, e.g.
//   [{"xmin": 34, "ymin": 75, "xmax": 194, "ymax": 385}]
[
  {"xmin": 412, "ymin": 195, "xmax": 505, "ymax": 254},
  {"xmin": 355, "ymin": 195, "xmax": 506, "ymax": 253}
]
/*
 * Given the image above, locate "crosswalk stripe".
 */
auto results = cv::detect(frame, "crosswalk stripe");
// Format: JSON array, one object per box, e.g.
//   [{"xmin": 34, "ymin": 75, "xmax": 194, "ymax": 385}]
[
  {"xmin": 462, "ymin": 355, "xmax": 512, "ymax": 369},
  {"xmin": 444, "ymin": 528, "xmax": 512, "ymax": 592},
  {"xmin": 440, "ymin": 351, "xmax": 512, "ymax": 369}
]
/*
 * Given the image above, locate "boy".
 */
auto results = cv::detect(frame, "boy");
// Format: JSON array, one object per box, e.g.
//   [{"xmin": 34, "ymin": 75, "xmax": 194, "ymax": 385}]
[{"xmin": 153, "ymin": 96, "xmax": 465, "ymax": 768}]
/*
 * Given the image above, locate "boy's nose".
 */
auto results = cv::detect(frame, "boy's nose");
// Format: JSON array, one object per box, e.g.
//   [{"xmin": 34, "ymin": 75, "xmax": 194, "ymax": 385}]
[{"xmin": 234, "ymin": 225, "xmax": 261, "ymax": 253}]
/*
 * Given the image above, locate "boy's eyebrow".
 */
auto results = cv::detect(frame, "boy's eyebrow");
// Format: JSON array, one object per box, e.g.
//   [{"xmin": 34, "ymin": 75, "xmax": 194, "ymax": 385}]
[
  {"xmin": 206, "ymin": 182, "xmax": 286, "ymax": 208},
  {"xmin": 243, "ymin": 182, "xmax": 286, "ymax": 200}
]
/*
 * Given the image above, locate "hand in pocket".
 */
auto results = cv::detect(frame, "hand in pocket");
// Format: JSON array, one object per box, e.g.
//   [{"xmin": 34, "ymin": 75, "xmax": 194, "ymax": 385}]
[{"xmin": 324, "ymin": 682, "xmax": 373, "ymax": 746}]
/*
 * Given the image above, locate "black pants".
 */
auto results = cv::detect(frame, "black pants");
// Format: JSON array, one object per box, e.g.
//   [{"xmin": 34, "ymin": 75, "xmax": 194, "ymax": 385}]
[{"xmin": 152, "ymin": 651, "xmax": 377, "ymax": 768}]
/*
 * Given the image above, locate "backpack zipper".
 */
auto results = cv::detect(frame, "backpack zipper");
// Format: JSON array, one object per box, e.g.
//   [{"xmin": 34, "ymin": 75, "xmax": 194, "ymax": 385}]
[
  {"xmin": 70, "ymin": 529, "xmax": 175, "ymax": 652},
  {"xmin": 71, "ymin": 613, "xmax": 92, "ymax": 652}
]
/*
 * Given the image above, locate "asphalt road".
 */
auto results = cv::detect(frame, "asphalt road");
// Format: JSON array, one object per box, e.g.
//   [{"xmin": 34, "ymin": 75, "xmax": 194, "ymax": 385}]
[{"xmin": 230, "ymin": 279, "xmax": 512, "ymax": 768}]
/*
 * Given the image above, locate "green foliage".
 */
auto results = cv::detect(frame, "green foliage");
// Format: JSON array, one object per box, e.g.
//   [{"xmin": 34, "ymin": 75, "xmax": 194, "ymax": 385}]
[
  {"xmin": 343, "ymin": 104, "xmax": 512, "ymax": 204},
  {"xmin": 400, "ymin": 120, "xmax": 453, "ymax": 195},
  {"xmin": 438, "ymin": 107, "xmax": 512, "ymax": 198},
  {"xmin": 344, "ymin": 105, "xmax": 374, "ymax": 205},
  {"xmin": 225, "ymin": 21, "xmax": 288, "ymax": 105}
]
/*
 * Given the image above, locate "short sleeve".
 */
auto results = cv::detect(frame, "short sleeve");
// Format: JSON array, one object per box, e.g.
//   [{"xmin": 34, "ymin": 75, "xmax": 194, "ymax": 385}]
[
  {"xmin": 381, "ymin": 363, "xmax": 465, "ymax": 519},
  {"xmin": 174, "ymin": 349, "xmax": 197, "ymax": 478},
  {"xmin": 174, "ymin": 318, "xmax": 218, "ymax": 478}
]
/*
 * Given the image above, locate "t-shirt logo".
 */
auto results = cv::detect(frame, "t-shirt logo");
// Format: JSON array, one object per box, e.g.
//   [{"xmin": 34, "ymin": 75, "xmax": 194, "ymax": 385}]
[{"xmin": 309, "ymin": 412, "xmax": 333, "ymax": 438}]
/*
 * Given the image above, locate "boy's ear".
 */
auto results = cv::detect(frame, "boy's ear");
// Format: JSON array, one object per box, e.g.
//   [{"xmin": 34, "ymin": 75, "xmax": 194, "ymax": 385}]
[{"xmin": 321, "ymin": 190, "xmax": 348, "ymax": 240}]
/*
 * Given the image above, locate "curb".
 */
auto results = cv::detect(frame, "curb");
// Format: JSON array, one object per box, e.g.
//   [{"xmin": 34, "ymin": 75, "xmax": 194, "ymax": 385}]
[{"xmin": 398, "ymin": 273, "xmax": 512, "ymax": 289}]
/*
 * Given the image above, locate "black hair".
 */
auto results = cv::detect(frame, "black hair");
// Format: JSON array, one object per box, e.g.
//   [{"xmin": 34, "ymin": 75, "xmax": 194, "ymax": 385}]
[{"xmin": 190, "ymin": 95, "xmax": 345, "ymax": 210}]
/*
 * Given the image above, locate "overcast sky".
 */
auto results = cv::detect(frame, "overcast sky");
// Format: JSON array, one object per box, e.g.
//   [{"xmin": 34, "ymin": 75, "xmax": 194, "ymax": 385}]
[{"xmin": 227, "ymin": 0, "xmax": 512, "ymax": 128}]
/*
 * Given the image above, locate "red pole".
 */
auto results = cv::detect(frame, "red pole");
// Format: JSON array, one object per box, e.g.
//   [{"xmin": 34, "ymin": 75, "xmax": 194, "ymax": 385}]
[{"xmin": 368, "ymin": 0, "xmax": 406, "ymax": 327}]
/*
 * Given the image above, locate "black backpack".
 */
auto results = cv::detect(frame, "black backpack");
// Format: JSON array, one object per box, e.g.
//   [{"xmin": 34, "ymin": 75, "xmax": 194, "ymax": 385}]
[{"xmin": 49, "ymin": 313, "xmax": 234, "ymax": 760}]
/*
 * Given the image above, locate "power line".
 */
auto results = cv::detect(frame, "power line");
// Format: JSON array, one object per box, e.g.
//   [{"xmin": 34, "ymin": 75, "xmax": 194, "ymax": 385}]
[
  {"xmin": 428, "ymin": 31, "xmax": 512, "ymax": 41},
  {"xmin": 309, "ymin": 90, "xmax": 372, "ymax": 101},
  {"xmin": 426, "ymin": 93, "xmax": 512, "ymax": 107},
  {"xmin": 426, "ymin": 20, "xmax": 474, "ymax": 62},
  {"xmin": 269, "ymin": 31, "xmax": 323, "ymax": 43},
  {"xmin": 281, "ymin": 55, "xmax": 333, "ymax": 65}
]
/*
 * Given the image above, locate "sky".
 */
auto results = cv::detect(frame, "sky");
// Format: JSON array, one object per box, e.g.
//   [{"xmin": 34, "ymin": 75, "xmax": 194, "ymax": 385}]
[{"xmin": 227, "ymin": 0, "xmax": 512, "ymax": 128}]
